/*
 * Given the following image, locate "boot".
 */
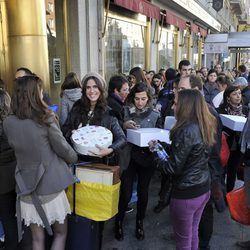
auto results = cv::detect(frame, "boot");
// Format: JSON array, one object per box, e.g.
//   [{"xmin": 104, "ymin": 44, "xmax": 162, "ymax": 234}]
[
  {"xmin": 114, "ymin": 220, "xmax": 124, "ymax": 241},
  {"xmin": 136, "ymin": 219, "xmax": 144, "ymax": 240}
]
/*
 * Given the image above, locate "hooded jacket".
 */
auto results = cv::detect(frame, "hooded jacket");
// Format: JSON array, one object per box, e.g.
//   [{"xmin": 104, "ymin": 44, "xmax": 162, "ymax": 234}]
[{"xmin": 59, "ymin": 88, "xmax": 82, "ymax": 126}]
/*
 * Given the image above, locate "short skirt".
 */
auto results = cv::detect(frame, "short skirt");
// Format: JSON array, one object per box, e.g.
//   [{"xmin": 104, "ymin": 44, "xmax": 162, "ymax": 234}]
[{"xmin": 20, "ymin": 190, "xmax": 71, "ymax": 227}]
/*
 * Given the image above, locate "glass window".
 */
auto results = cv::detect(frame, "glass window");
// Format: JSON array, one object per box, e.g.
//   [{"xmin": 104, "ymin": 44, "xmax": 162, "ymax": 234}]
[
  {"xmin": 181, "ymin": 30, "xmax": 188, "ymax": 60},
  {"xmin": 159, "ymin": 28, "xmax": 175, "ymax": 69},
  {"xmin": 105, "ymin": 17, "xmax": 145, "ymax": 81},
  {"xmin": 192, "ymin": 33, "xmax": 199, "ymax": 69}
]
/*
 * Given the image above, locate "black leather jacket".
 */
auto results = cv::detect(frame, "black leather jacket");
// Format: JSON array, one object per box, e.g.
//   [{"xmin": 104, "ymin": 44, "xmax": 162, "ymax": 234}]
[
  {"xmin": 61, "ymin": 101, "xmax": 126, "ymax": 154},
  {"xmin": 158, "ymin": 122, "xmax": 210, "ymax": 199}
]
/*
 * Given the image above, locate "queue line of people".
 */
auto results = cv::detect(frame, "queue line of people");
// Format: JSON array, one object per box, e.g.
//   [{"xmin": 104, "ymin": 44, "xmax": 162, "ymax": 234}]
[{"xmin": 0, "ymin": 60, "xmax": 250, "ymax": 250}]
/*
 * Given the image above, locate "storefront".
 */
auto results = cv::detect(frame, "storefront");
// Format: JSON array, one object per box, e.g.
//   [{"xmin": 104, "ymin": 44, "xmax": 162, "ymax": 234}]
[{"xmin": 104, "ymin": 8, "xmax": 147, "ymax": 80}]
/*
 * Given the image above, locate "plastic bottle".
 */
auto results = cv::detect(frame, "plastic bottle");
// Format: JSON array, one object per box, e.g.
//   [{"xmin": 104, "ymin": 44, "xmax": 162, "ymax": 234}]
[{"xmin": 154, "ymin": 143, "xmax": 169, "ymax": 160}]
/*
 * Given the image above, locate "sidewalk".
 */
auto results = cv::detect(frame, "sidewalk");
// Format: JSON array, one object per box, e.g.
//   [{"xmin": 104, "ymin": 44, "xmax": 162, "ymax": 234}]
[{"xmin": 102, "ymin": 173, "xmax": 250, "ymax": 250}]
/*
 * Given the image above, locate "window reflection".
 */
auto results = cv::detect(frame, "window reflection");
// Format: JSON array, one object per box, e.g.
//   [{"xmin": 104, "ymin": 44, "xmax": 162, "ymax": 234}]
[
  {"xmin": 159, "ymin": 29, "xmax": 175, "ymax": 69},
  {"xmin": 192, "ymin": 33, "xmax": 199, "ymax": 69},
  {"xmin": 105, "ymin": 18, "xmax": 145, "ymax": 81}
]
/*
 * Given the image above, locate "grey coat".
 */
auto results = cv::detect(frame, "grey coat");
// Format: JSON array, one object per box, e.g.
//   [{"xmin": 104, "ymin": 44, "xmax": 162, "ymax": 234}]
[
  {"xmin": 3, "ymin": 115, "xmax": 77, "ymax": 195},
  {"xmin": 59, "ymin": 88, "xmax": 82, "ymax": 126},
  {"xmin": 3, "ymin": 115, "xmax": 77, "ymax": 240}
]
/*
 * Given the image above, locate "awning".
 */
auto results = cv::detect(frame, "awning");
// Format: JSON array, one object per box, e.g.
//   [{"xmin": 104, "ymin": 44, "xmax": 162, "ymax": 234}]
[
  {"xmin": 191, "ymin": 24, "xmax": 199, "ymax": 33},
  {"xmin": 165, "ymin": 11, "xmax": 186, "ymax": 30},
  {"xmin": 113, "ymin": 0, "xmax": 161, "ymax": 20},
  {"xmin": 191, "ymin": 24, "xmax": 207, "ymax": 37},
  {"xmin": 199, "ymin": 27, "xmax": 207, "ymax": 37}
]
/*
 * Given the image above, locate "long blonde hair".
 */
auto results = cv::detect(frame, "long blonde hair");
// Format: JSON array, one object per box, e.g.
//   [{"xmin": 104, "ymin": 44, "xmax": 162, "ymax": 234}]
[{"xmin": 171, "ymin": 89, "xmax": 216, "ymax": 146}]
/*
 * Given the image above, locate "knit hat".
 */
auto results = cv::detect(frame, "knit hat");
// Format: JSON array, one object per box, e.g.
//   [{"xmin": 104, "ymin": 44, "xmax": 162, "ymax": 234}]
[
  {"xmin": 233, "ymin": 77, "xmax": 248, "ymax": 87},
  {"xmin": 81, "ymin": 72, "xmax": 107, "ymax": 91}
]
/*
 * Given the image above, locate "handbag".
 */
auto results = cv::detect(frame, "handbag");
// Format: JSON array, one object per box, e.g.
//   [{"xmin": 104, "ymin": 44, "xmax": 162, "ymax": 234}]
[{"xmin": 226, "ymin": 186, "xmax": 250, "ymax": 225}]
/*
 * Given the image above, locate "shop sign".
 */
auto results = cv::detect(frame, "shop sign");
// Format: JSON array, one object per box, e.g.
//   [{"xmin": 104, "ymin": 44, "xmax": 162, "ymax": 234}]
[
  {"xmin": 171, "ymin": 0, "xmax": 221, "ymax": 31},
  {"xmin": 53, "ymin": 58, "xmax": 61, "ymax": 84},
  {"xmin": 204, "ymin": 43, "xmax": 228, "ymax": 54}
]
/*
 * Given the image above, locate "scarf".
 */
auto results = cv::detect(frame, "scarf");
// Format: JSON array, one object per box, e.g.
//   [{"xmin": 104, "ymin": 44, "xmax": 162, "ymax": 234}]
[{"xmin": 226, "ymin": 103, "xmax": 243, "ymax": 116}]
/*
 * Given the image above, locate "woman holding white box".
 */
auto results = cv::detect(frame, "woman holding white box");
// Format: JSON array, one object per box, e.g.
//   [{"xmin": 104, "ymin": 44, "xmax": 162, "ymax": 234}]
[
  {"xmin": 62, "ymin": 72, "xmax": 126, "ymax": 164},
  {"xmin": 114, "ymin": 82, "xmax": 162, "ymax": 241},
  {"xmin": 216, "ymin": 85, "xmax": 248, "ymax": 192}
]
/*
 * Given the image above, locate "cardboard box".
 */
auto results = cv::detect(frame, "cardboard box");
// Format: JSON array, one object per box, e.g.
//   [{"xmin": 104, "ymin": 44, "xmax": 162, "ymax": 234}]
[
  {"xmin": 127, "ymin": 128, "xmax": 170, "ymax": 147},
  {"xmin": 75, "ymin": 164, "xmax": 120, "ymax": 185},
  {"xmin": 220, "ymin": 114, "xmax": 247, "ymax": 132}
]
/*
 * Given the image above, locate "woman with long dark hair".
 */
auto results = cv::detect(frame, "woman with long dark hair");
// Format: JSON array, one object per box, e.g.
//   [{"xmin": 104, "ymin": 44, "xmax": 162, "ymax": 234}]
[
  {"xmin": 3, "ymin": 76, "xmax": 78, "ymax": 250},
  {"xmin": 217, "ymin": 85, "xmax": 248, "ymax": 193},
  {"xmin": 62, "ymin": 72, "xmax": 126, "ymax": 248},
  {"xmin": 61, "ymin": 72, "xmax": 126, "ymax": 163},
  {"xmin": 115, "ymin": 82, "xmax": 162, "ymax": 241},
  {"xmin": 150, "ymin": 89, "xmax": 216, "ymax": 250}
]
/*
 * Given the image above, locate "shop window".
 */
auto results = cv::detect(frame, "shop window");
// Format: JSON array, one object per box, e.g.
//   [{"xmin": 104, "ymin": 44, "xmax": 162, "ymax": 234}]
[
  {"xmin": 105, "ymin": 17, "xmax": 145, "ymax": 81},
  {"xmin": 180, "ymin": 30, "xmax": 188, "ymax": 60},
  {"xmin": 159, "ymin": 29, "xmax": 175, "ymax": 69},
  {"xmin": 192, "ymin": 33, "xmax": 199, "ymax": 69}
]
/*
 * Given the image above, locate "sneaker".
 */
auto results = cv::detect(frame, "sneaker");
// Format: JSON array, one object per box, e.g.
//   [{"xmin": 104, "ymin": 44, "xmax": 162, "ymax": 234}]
[
  {"xmin": 125, "ymin": 206, "xmax": 134, "ymax": 213},
  {"xmin": 153, "ymin": 201, "xmax": 168, "ymax": 213}
]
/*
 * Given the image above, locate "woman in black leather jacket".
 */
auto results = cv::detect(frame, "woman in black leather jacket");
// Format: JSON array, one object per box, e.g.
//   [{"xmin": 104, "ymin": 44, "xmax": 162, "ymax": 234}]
[
  {"xmin": 62, "ymin": 72, "xmax": 126, "ymax": 164},
  {"xmin": 62, "ymin": 72, "xmax": 126, "ymax": 249},
  {"xmin": 151, "ymin": 89, "xmax": 217, "ymax": 250}
]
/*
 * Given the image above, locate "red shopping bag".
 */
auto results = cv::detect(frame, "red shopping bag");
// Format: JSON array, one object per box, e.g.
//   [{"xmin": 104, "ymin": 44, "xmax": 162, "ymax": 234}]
[{"xmin": 226, "ymin": 187, "xmax": 250, "ymax": 225}]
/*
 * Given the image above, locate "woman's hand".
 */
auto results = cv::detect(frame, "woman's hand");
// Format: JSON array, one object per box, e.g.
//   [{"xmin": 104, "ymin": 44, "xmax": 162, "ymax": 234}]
[
  {"xmin": 148, "ymin": 140, "xmax": 158, "ymax": 152},
  {"xmin": 89, "ymin": 145, "xmax": 114, "ymax": 158},
  {"xmin": 123, "ymin": 120, "xmax": 139, "ymax": 129}
]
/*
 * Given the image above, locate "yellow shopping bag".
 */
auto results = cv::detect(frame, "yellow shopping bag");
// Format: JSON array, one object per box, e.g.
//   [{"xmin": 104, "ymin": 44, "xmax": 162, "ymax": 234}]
[{"xmin": 67, "ymin": 181, "xmax": 120, "ymax": 221}]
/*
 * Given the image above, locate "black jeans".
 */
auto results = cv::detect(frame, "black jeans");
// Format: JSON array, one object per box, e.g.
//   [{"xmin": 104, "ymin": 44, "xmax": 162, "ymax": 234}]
[
  {"xmin": 198, "ymin": 199, "xmax": 214, "ymax": 248},
  {"xmin": 226, "ymin": 150, "xmax": 241, "ymax": 193},
  {"xmin": 0, "ymin": 190, "xmax": 18, "ymax": 250},
  {"xmin": 116, "ymin": 158, "xmax": 155, "ymax": 222}
]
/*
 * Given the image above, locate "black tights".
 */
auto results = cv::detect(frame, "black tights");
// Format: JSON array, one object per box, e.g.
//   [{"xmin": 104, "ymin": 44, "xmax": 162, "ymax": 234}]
[{"xmin": 116, "ymin": 159, "xmax": 154, "ymax": 222}]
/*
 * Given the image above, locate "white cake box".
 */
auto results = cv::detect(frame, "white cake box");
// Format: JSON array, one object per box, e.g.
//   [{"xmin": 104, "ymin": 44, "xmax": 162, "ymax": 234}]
[
  {"xmin": 127, "ymin": 128, "xmax": 170, "ymax": 147},
  {"xmin": 220, "ymin": 114, "xmax": 247, "ymax": 132},
  {"xmin": 164, "ymin": 116, "xmax": 176, "ymax": 130},
  {"xmin": 76, "ymin": 168, "xmax": 114, "ymax": 185},
  {"xmin": 71, "ymin": 126, "xmax": 113, "ymax": 156}
]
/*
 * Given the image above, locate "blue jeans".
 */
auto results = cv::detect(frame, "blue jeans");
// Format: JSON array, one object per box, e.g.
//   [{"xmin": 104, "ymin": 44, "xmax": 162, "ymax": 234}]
[{"xmin": 170, "ymin": 191, "xmax": 210, "ymax": 250}]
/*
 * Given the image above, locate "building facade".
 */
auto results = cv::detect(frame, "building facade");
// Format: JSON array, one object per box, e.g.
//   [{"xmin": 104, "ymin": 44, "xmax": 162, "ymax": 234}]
[{"xmin": 0, "ymin": 0, "xmax": 249, "ymax": 102}]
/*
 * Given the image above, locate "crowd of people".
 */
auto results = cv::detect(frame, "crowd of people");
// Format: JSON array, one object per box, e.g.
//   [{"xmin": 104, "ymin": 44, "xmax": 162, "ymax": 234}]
[{"xmin": 0, "ymin": 61, "xmax": 250, "ymax": 250}]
